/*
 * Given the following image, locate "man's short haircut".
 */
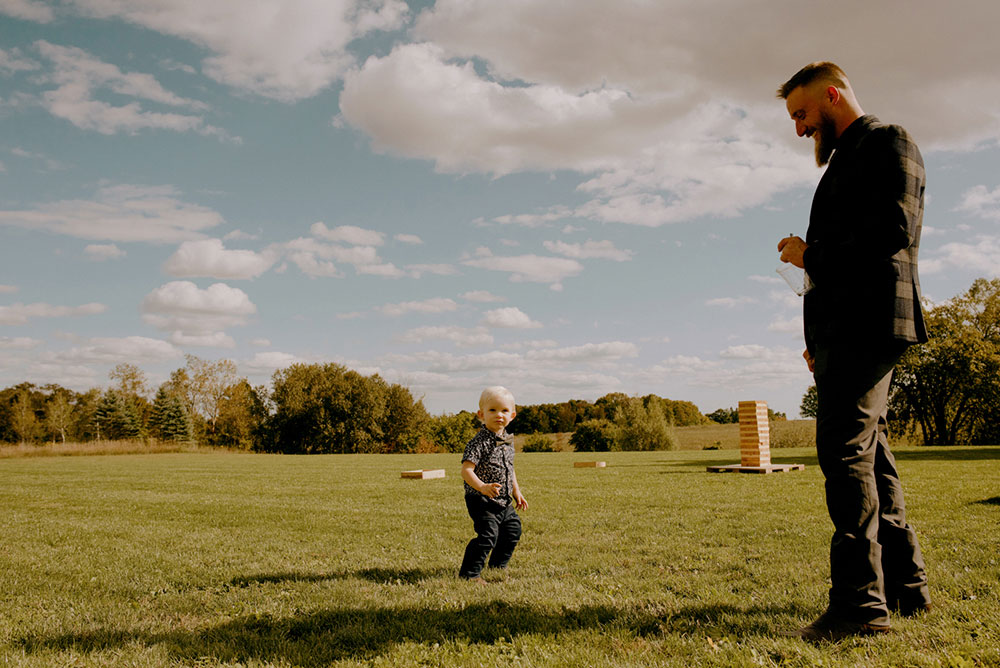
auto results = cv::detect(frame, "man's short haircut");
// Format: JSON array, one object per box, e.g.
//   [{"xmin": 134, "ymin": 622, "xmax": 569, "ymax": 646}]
[
  {"xmin": 480, "ymin": 386, "xmax": 515, "ymax": 408},
  {"xmin": 777, "ymin": 61, "xmax": 849, "ymax": 99}
]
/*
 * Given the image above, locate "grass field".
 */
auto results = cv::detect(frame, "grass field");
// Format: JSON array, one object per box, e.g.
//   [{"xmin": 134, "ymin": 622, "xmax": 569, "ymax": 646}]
[{"xmin": 1, "ymin": 447, "xmax": 998, "ymax": 667}]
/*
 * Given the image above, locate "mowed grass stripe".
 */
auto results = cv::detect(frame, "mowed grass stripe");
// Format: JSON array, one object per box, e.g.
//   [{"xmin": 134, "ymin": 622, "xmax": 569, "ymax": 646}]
[{"xmin": 1, "ymin": 448, "xmax": 998, "ymax": 667}]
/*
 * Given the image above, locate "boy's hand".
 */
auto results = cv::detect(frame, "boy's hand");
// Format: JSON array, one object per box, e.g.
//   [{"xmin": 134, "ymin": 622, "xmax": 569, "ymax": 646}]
[
  {"xmin": 480, "ymin": 482, "xmax": 502, "ymax": 498},
  {"xmin": 514, "ymin": 493, "xmax": 528, "ymax": 510}
]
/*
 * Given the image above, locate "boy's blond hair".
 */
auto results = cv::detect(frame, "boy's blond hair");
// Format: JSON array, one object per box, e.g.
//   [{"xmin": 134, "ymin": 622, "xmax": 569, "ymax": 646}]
[{"xmin": 479, "ymin": 386, "xmax": 515, "ymax": 408}]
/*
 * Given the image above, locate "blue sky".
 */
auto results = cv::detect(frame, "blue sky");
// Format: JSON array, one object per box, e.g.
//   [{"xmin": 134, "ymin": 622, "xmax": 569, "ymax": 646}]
[{"xmin": 2, "ymin": 0, "xmax": 999, "ymax": 417}]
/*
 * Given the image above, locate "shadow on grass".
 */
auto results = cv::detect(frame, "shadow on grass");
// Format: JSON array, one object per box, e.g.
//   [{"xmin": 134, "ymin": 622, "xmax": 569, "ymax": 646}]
[
  {"xmin": 19, "ymin": 601, "xmax": 810, "ymax": 665},
  {"xmin": 893, "ymin": 446, "xmax": 1000, "ymax": 462},
  {"xmin": 973, "ymin": 496, "xmax": 1000, "ymax": 506},
  {"xmin": 230, "ymin": 566, "xmax": 454, "ymax": 587}
]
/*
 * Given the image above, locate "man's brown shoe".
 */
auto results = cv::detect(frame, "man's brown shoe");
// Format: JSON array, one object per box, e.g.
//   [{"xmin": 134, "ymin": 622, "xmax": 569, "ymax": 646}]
[{"xmin": 785, "ymin": 610, "xmax": 891, "ymax": 643}]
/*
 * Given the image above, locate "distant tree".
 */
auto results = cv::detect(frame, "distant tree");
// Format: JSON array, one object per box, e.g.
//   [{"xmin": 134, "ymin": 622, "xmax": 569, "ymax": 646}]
[
  {"xmin": 185, "ymin": 356, "xmax": 238, "ymax": 439},
  {"xmin": 569, "ymin": 419, "xmax": 614, "ymax": 452},
  {"xmin": 96, "ymin": 389, "xmax": 143, "ymax": 441},
  {"xmin": 108, "ymin": 363, "xmax": 150, "ymax": 436},
  {"xmin": 428, "ymin": 411, "xmax": 480, "ymax": 453},
  {"xmin": 149, "ymin": 386, "xmax": 195, "ymax": 443},
  {"xmin": 72, "ymin": 388, "xmax": 102, "ymax": 442},
  {"xmin": 212, "ymin": 380, "xmax": 267, "ymax": 449},
  {"xmin": 707, "ymin": 407, "xmax": 738, "ymax": 424},
  {"xmin": 380, "ymin": 383, "xmax": 430, "ymax": 453},
  {"xmin": 45, "ymin": 390, "xmax": 74, "ymax": 443},
  {"xmin": 800, "ymin": 385, "xmax": 819, "ymax": 419},
  {"xmin": 891, "ymin": 278, "xmax": 1000, "ymax": 445},
  {"xmin": 10, "ymin": 385, "xmax": 41, "ymax": 444}
]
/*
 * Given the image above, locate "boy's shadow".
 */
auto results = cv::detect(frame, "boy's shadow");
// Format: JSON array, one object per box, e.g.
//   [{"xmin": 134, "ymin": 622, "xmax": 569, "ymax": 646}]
[{"xmin": 21, "ymin": 601, "xmax": 810, "ymax": 666}]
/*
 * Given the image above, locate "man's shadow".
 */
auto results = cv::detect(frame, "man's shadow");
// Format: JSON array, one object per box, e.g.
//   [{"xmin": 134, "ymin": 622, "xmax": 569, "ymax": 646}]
[
  {"xmin": 229, "ymin": 566, "xmax": 454, "ymax": 587},
  {"xmin": 20, "ymin": 598, "xmax": 810, "ymax": 666}
]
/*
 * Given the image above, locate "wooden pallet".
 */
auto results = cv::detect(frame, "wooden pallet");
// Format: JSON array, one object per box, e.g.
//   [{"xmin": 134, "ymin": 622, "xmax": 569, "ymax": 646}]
[
  {"xmin": 573, "ymin": 461, "xmax": 607, "ymax": 468},
  {"xmin": 400, "ymin": 469, "xmax": 446, "ymax": 479},
  {"xmin": 706, "ymin": 464, "xmax": 805, "ymax": 474}
]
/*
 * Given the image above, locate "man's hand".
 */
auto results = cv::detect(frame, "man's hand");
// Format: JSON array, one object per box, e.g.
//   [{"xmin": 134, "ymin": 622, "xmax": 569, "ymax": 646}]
[
  {"xmin": 480, "ymin": 482, "xmax": 502, "ymax": 498},
  {"xmin": 803, "ymin": 349, "xmax": 815, "ymax": 373},
  {"xmin": 778, "ymin": 235, "xmax": 808, "ymax": 268}
]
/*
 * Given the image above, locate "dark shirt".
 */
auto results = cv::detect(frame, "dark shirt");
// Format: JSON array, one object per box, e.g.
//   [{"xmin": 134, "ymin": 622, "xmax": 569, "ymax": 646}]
[
  {"xmin": 802, "ymin": 115, "xmax": 928, "ymax": 353},
  {"xmin": 462, "ymin": 426, "xmax": 515, "ymax": 508}
]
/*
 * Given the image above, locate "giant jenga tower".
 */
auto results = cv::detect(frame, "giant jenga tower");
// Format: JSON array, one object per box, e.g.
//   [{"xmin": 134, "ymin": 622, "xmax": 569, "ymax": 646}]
[
  {"xmin": 706, "ymin": 399, "xmax": 804, "ymax": 474},
  {"xmin": 738, "ymin": 400, "xmax": 770, "ymax": 467}
]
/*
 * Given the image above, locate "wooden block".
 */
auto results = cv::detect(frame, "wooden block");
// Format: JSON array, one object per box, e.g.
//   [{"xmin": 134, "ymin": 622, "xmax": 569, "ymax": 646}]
[
  {"xmin": 401, "ymin": 469, "xmax": 446, "ymax": 479},
  {"xmin": 574, "ymin": 461, "xmax": 607, "ymax": 468}
]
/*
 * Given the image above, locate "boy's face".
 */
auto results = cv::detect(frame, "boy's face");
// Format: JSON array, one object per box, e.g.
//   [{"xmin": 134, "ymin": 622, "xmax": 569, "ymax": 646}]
[{"xmin": 478, "ymin": 395, "xmax": 516, "ymax": 434}]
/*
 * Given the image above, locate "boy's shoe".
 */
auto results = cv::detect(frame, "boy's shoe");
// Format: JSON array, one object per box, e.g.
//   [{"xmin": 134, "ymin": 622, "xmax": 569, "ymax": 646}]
[
  {"xmin": 784, "ymin": 610, "xmax": 891, "ymax": 643},
  {"xmin": 462, "ymin": 576, "xmax": 489, "ymax": 586}
]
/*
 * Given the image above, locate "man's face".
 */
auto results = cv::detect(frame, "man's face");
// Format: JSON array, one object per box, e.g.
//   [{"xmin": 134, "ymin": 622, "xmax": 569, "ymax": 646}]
[
  {"xmin": 478, "ymin": 396, "xmax": 516, "ymax": 434},
  {"xmin": 785, "ymin": 85, "xmax": 837, "ymax": 166}
]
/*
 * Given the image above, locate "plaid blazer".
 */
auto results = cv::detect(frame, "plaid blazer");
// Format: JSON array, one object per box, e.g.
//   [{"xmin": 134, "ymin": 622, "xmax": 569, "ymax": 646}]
[{"xmin": 802, "ymin": 115, "xmax": 929, "ymax": 353}]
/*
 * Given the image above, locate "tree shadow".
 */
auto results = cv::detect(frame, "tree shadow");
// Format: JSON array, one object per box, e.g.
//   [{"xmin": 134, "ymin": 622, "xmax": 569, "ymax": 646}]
[
  {"xmin": 230, "ymin": 566, "xmax": 453, "ymax": 588},
  {"xmin": 893, "ymin": 447, "xmax": 1000, "ymax": 462},
  {"xmin": 972, "ymin": 496, "xmax": 1000, "ymax": 506},
  {"xmin": 19, "ymin": 601, "xmax": 811, "ymax": 665}
]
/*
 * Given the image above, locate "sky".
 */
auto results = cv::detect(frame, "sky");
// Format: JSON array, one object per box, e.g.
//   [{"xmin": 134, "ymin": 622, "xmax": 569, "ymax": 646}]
[{"xmin": 2, "ymin": 0, "xmax": 999, "ymax": 418}]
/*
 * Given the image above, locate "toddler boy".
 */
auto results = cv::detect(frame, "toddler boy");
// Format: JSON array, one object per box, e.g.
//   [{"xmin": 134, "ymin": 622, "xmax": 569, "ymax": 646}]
[{"xmin": 459, "ymin": 386, "xmax": 528, "ymax": 581}]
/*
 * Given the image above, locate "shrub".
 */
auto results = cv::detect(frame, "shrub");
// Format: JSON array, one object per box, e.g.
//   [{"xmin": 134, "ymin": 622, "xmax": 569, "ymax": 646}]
[
  {"xmin": 428, "ymin": 411, "xmax": 480, "ymax": 453},
  {"xmin": 611, "ymin": 398, "xmax": 678, "ymax": 451},
  {"xmin": 770, "ymin": 420, "xmax": 815, "ymax": 448},
  {"xmin": 521, "ymin": 433, "xmax": 558, "ymax": 452},
  {"xmin": 570, "ymin": 419, "xmax": 614, "ymax": 452}
]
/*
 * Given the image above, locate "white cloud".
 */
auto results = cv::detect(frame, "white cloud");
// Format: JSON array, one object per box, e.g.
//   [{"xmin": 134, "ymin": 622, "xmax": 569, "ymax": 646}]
[
  {"xmin": 406, "ymin": 263, "xmax": 459, "ymax": 278},
  {"xmin": 543, "ymin": 239, "xmax": 633, "ymax": 261},
  {"xmin": 526, "ymin": 341, "xmax": 638, "ymax": 362},
  {"xmin": 378, "ymin": 297, "xmax": 458, "ymax": 317},
  {"xmin": 923, "ymin": 235, "xmax": 1000, "ymax": 278},
  {"xmin": 0, "ymin": 184, "xmax": 224, "ymax": 243},
  {"xmin": 84, "ymin": 243, "xmax": 125, "ymax": 260},
  {"xmin": 311, "ymin": 222, "xmax": 385, "ymax": 246},
  {"xmin": 396, "ymin": 325, "xmax": 493, "ymax": 348},
  {"xmin": 33, "ymin": 41, "xmax": 233, "ymax": 140},
  {"xmin": 706, "ymin": 296, "xmax": 758, "ymax": 308},
  {"xmin": 481, "ymin": 307, "xmax": 542, "ymax": 329},
  {"xmin": 0, "ymin": 0, "xmax": 53, "ymax": 23},
  {"xmin": 356, "ymin": 262, "xmax": 405, "ymax": 278},
  {"xmin": 0, "ymin": 336, "xmax": 40, "ymax": 349},
  {"xmin": 768, "ymin": 316, "xmax": 804, "ymax": 334},
  {"xmin": 0, "ymin": 301, "xmax": 107, "ymax": 325},
  {"xmin": 0, "ymin": 46, "xmax": 41, "ymax": 73},
  {"xmin": 493, "ymin": 206, "xmax": 574, "ymax": 228},
  {"xmin": 279, "ymin": 235, "xmax": 403, "ymax": 278},
  {"xmin": 462, "ymin": 290, "xmax": 506, "ymax": 303},
  {"xmin": 955, "ymin": 185, "xmax": 1000, "ymax": 221},
  {"xmin": 462, "ymin": 254, "xmax": 583, "ymax": 290},
  {"xmin": 164, "ymin": 239, "xmax": 276, "ymax": 279},
  {"xmin": 56, "ymin": 335, "xmax": 182, "ymax": 364},
  {"xmin": 395, "ymin": 233, "xmax": 424, "ymax": 244},
  {"xmin": 243, "ymin": 351, "xmax": 306, "ymax": 374},
  {"xmin": 140, "ymin": 281, "xmax": 256, "ymax": 346},
  {"xmin": 0, "ymin": 284, "xmax": 18, "ymax": 294},
  {"xmin": 499, "ymin": 339, "xmax": 558, "ymax": 351},
  {"xmin": 63, "ymin": 0, "xmax": 408, "ymax": 101},
  {"xmin": 250, "ymin": 338, "xmax": 271, "ymax": 347}
]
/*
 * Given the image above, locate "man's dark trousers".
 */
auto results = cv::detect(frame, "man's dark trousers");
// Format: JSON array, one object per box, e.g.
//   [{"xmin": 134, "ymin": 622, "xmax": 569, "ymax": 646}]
[
  {"xmin": 813, "ymin": 340, "xmax": 930, "ymax": 625},
  {"xmin": 459, "ymin": 495, "xmax": 521, "ymax": 579}
]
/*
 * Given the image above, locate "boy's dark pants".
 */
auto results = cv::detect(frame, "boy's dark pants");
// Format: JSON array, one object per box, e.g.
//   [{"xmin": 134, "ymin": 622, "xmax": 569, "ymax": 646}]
[
  {"xmin": 813, "ymin": 341, "xmax": 929, "ymax": 625},
  {"xmin": 459, "ymin": 495, "xmax": 521, "ymax": 579}
]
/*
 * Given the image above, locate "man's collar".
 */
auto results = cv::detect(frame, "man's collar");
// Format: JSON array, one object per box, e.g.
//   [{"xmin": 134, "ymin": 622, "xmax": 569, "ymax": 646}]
[{"xmin": 836, "ymin": 114, "xmax": 880, "ymax": 153}]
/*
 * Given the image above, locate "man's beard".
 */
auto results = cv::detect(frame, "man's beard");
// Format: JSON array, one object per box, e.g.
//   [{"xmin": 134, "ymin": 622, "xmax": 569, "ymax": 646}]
[{"xmin": 814, "ymin": 111, "xmax": 838, "ymax": 166}]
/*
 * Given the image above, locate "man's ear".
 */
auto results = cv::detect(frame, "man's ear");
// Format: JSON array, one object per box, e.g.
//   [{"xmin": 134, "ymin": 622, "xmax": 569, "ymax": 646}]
[{"xmin": 826, "ymin": 85, "xmax": 841, "ymax": 105}]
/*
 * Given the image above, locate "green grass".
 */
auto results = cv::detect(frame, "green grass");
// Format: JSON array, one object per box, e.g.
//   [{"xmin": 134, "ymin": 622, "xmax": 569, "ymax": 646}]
[{"xmin": 1, "ymin": 447, "xmax": 998, "ymax": 667}]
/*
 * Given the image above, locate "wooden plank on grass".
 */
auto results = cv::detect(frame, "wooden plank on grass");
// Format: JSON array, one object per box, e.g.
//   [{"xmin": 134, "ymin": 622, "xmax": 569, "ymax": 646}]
[
  {"xmin": 574, "ymin": 461, "xmax": 606, "ymax": 468},
  {"xmin": 401, "ymin": 469, "xmax": 446, "ymax": 479},
  {"xmin": 706, "ymin": 464, "xmax": 805, "ymax": 474}
]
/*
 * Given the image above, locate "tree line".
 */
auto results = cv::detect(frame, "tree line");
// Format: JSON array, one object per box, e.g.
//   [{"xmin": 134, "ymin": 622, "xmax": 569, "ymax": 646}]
[{"xmin": 1, "ymin": 355, "xmax": 724, "ymax": 453}]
